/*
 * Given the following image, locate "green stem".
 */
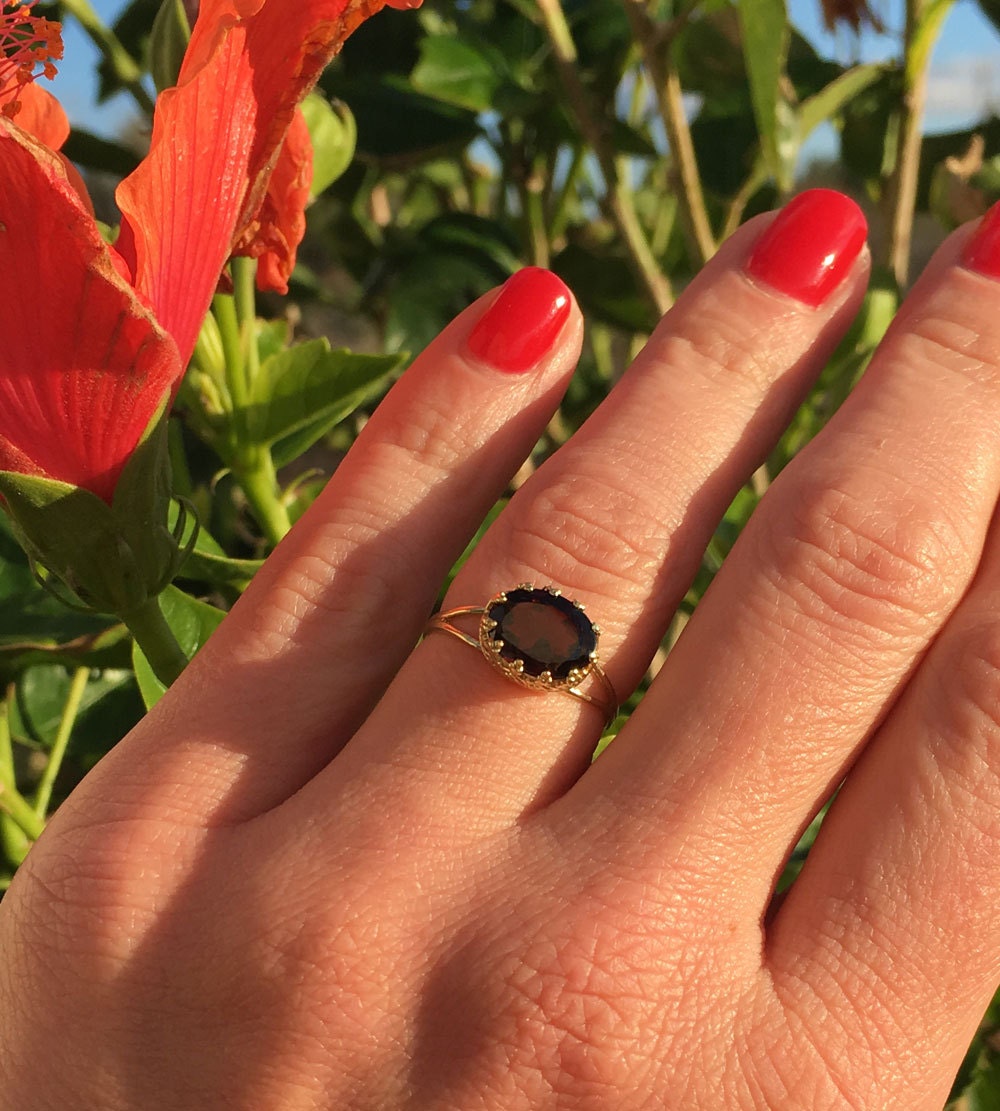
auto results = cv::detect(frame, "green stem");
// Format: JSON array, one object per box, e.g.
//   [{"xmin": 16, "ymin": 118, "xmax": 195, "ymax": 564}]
[
  {"xmin": 236, "ymin": 449, "xmax": 292, "ymax": 546},
  {"xmin": 0, "ymin": 782, "xmax": 45, "ymax": 843},
  {"xmin": 623, "ymin": 0, "xmax": 715, "ymax": 265},
  {"xmin": 226, "ymin": 257, "xmax": 290, "ymax": 545},
  {"xmin": 212, "ymin": 292, "xmax": 248, "ymax": 411},
  {"xmin": 58, "ymin": 0, "xmax": 155, "ymax": 115},
  {"xmin": 232, "ymin": 257, "xmax": 261, "ymax": 388},
  {"xmin": 549, "ymin": 143, "xmax": 585, "ymax": 244},
  {"xmin": 883, "ymin": 0, "xmax": 944, "ymax": 289},
  {"xmin": 0, "ymin": 694, "xmax": 32, "ymax": 864},
  {"xmin": 535, "ymin": 0, "xmax": 673, "ymax": 313},
  {"xmin": 122, "ymin": 594, "xmax": 189, "ymax": 688},
  {"xmin": 33, "ymin": 667, "xmax": 89, "ymax": 819}
]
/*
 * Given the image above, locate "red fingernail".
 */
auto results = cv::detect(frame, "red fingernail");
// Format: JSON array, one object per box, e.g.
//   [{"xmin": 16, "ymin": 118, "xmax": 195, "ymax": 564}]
[
  {"xmin": 466, "ymin": 267, "xmax": 572, "ymax": 373},
  {"xmin": 746, "ymin": 189, "xmax": 867, "ymax": 307},
  {"xmin": 963, "ymin": 203, "xmax": 1000, "ymax": 279}
]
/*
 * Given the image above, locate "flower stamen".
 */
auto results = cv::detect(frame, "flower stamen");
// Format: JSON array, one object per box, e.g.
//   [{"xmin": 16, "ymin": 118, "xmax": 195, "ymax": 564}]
[{"xmin": 0, "ymin": 0, "xmax": 63, "ymax": 120}]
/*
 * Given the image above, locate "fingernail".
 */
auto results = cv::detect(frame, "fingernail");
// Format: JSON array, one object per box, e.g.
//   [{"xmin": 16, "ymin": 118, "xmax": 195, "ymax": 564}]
[
  {"xmin": 746, "ymin": 189, "xmax": 867, "ymax": 307},
  {"xmin": 963, "ymin": 202, "xmax": 1000, "ymax": 279},
  {"xmin": 466, "ymin": 267, "xmax": 572, "ymax": 373}
]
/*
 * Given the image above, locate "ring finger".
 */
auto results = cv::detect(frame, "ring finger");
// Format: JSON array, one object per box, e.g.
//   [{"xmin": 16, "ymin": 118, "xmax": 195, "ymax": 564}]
[{"xmin": 309, "ymin": 189, "xmax": 871, "ymax": 832}]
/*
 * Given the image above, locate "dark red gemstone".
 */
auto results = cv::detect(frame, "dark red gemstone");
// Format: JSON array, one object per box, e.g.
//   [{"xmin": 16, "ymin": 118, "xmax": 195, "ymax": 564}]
[{"xmin": 485, "ymin": 587, "xmax": 596, "ymax": 680}]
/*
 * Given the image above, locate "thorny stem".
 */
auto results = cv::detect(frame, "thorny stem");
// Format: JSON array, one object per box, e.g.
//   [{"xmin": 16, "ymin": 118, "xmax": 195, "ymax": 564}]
[
  {"xmin": 622, "ymin": 0, "xmax": 715, "ymax": 265},
  {"xmin": 534, "ymin": 0, "xmax": 673, "ymax": 314}
]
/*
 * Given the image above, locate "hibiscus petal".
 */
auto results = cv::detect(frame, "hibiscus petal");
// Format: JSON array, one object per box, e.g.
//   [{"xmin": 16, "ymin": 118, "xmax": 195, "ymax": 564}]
[
  {"xmin": 115, "ymin": 0, "xmax": 408, "ymax": 366},
  {"xmin": 0, "ymin": 122, "xmax": 180, "ymax": 503},
  {"xmin": 9, "ymin": 82, "xmax": 69, "ymax": 150},
  {"xmin": 232, "ymin": 106, "xmax": 313, "ymax": 295}
]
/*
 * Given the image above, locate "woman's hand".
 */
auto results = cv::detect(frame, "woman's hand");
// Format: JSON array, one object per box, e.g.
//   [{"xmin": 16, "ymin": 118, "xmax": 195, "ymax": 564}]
[{"xmin": 4, "ymin": 187, "xmax": 1000, "ymax": 1109}]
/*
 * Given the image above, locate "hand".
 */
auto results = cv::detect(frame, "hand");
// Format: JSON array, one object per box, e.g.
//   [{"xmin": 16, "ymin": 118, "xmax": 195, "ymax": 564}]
[{"xmin": 3, "ymin": 187, "xmax": 1000, "ymax": 1110}]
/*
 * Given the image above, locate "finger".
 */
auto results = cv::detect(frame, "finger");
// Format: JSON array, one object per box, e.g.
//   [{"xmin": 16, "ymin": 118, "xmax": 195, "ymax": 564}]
[
  {"xmin": 583, "ymin": 207, "xmax": 1000, "ymax": 910},
  {"xmin": 74, "ymin": 268, "xmax": 583, "ymax": 826},
  {"xmin": 766, "ymin": 512, "xmax": 1000, "ymax": 1110},
  {"xmin": 309, "ymin": 189, "xmax": 870, "ymax": 835}
]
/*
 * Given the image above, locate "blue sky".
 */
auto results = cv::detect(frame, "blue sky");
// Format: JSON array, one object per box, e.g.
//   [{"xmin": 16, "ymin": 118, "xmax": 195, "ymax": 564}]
[{"xmin": 48, "ymin": 0, "xmax": 1000, "ymax": 141}]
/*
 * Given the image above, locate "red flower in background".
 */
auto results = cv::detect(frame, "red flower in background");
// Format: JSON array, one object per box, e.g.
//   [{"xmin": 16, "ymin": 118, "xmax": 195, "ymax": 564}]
[{"xmin": 0, "ymin": 0, "xmax": 420, "ymax": 503}]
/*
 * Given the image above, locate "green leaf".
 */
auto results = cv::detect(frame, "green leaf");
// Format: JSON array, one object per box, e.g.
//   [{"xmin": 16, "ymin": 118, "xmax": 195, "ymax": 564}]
[
  {"xmin": 247, "ymin": 340, "xmax": 404, "ymax": 462},
  {"xmin": 167, "ymin": 501, "xmax": 263, "ymax": 590},
  {"xmin": 907, "ymin": 0, "xmax": 956, "ymax": 89},
  {"xmin": 411, "ymin": 34, "xmax": 503, "ymax": 112},
  {"xmin": 177, "ymin": 549, "xmax": 264, "ymax": 591},
  {"xmin": 149, "ymin": 0, "xmax": 190, "ymax": 94},
  {"xmin": 737, "ymin": 0, "xmax": 795, "ymax": 191},
  {"xmin": 12, "ymin": 665, "xmax": 142, "ymax": 769},
  {"xmin": 301, "ymin": 93, "xmax": 357, "ymax": 198},
  {"xmin": 799, "ymin": 63, "xmax": 884, "ymax": 139},
  {"xmin": 132, "ymin": 586, "xmax": 225, "ymax": 709},
  {"xmin": 329, "ymin": 77, "xmax": 481, "ymax": 166},
  {"xmin": 61, "ymin": 129, "xmax": 140, "ymax": 177}
]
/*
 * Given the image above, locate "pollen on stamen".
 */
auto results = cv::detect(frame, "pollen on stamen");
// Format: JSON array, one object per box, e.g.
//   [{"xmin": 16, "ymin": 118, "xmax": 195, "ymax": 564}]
[{"xmin": 0, "ymin": 0, "xmax": 63, "ymax": 120}]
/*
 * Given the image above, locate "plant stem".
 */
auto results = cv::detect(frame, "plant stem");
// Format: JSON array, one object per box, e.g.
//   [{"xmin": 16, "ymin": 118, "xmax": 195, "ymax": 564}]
[
  {"xmin": 122, "ymin": 594, "xmax": 189, "ymax": 688},
  {"xmin": 0, "ymin": 694, "xmax": 32, "ymax": 864},
  {"xmin": 58, "ymin": 0, "xmax": 155, "ymax": 115},
  {"xmin": 549, "ymin": 143, "xmax": 585, "ymax": 245},
  {"xmin": 212, "ymin": 293, "xmax": 248, "ymax": 412},
  {"xmin": 235, "ymin": 449, "xmax": 292, "ymax": 546},
  {"xmin": 883, "ymin": 0, "xmax": 935, "ymax": 289},
  {"xmin": 535, "ymin": 0, "xmax": 673, "ymax": 313},
  {"xmin": 623, "ymin": 0, "xmax": 715, "ymax": 265},
  {"xmin": 232, "ymin": 257, "xmax": 261, "ymax": 388},
  {"xmin": 226, "ymin": 257, "xmax": 291, "ymax": 545},
  {"xmin": 33, "ymin": 666, "xmax": 90, "ymax": 819},
  {"xmin": 0, "ymin": 782, "xmax": 45, "ymax": 843}
]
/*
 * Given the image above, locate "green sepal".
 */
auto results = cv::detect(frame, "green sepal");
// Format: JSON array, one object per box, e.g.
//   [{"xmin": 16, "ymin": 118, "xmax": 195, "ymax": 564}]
[
  {"xmin": 0, "ymin": 406, "xmax": 193, "ymax": 616},
  {"xmin": 149, "ymin": 0, "xmax": 191, "ymax": 94}
]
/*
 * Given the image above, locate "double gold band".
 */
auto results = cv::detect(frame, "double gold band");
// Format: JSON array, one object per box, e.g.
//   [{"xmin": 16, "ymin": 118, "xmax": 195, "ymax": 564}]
[{"xmin": 425, "ymin": 584, "xmax": 618, "ymax": 727}]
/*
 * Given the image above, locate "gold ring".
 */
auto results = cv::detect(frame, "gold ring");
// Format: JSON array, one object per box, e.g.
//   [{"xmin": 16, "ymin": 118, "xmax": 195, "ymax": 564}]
[{"xmin": 425, "ymin": 584, "xmax": 618, "ymax": 727}]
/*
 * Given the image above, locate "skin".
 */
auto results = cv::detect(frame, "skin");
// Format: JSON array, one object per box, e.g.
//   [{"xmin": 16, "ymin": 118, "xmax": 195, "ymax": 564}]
[{"xmin": 3, "ymin": 206, "xmax": 1000, "ymax": 1110}]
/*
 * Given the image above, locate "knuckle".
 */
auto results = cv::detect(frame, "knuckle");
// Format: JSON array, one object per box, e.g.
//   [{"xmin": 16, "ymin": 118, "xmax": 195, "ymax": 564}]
[
  {"xmin": 660, "ymin": 326, "xmax": 774, "ymax": 399},
  {"xmin": 373, "ymin": 388, "xmax": 474, "ymax": 477},
  {"xmin": 896, "ymin": 306, "xmax": 1000, "ymax": 392},
  {"xmin": 242, "ymin": 529, "xmax": 409, "ymax": 663},
  {"xmin": 498, "ymin": 469, "xmax": 664, "ymax": 601},
  {"xmin": 650, "ymin": 294, "xmax": 797, "ymax": 398},
  {"xmin": 755, "ymin": 473, "xmax": 968, "ymax": 637}
]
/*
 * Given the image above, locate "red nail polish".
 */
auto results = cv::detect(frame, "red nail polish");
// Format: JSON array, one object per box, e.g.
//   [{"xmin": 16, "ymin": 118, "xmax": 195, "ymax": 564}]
[
  {"xmin": 466, "ymin": 267, "xmax": 572, "ymax": 373},
  {"xmin": 746, "ymin": 189, "xmax": 867, "ymax": 307},
  {"xmin": 963, "ymin": 203, "xmax": 1000, "ymax": 279}
]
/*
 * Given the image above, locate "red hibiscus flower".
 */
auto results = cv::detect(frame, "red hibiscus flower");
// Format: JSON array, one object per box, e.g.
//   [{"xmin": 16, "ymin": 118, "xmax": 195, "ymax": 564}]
[{"xmin": 0, "ymin": 0, "xmax": 419, "ymax": 504}]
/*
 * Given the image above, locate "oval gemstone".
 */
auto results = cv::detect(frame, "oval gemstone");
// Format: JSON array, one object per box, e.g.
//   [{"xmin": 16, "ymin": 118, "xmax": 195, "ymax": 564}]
[{"xmin": 484, "ymin": 587, "xmax": 596, "ymax": 681}]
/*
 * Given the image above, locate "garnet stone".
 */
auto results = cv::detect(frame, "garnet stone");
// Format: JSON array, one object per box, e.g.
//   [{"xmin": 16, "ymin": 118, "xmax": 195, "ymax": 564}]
[{"xmin": 481, "ymin": 586, "xmax": 597, "ymax": 688}]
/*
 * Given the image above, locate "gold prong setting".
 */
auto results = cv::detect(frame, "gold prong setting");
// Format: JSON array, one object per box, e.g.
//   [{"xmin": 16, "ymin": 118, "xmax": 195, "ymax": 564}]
[{"xmin": 478, "ymin": 584, "xmax": 598, "ymax": 693}]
